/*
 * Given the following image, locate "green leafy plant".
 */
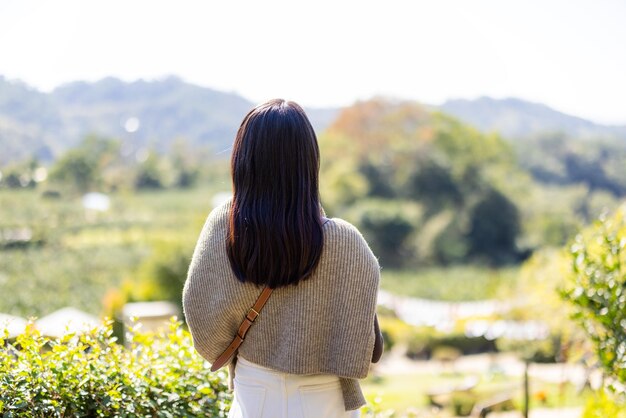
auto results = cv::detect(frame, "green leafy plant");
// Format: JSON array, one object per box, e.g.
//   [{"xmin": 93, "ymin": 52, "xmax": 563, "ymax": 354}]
[
  {"xmin": 562, "ymin": 205, "xmax": 626, "ymax": 396},
  {"xmin": 582, "ymin": 391, "xmax": 626, "ymax": 418},
  {"xmin": 450, "ymin": 392, "xmax": 477, "ymax": 416},
  {"xmin": 0, "ymin": 317, "xmax": 231, "ymax": 417}
]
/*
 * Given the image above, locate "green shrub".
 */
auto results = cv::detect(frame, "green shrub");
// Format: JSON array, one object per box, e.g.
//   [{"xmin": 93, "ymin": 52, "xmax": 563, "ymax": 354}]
[
  {"xmin": 378, "ymin": 316, "xmax": 417, "ymax": 353},
  {"xmin": 133, "ymin": 239, "xmax": 193, "ymax": 309},
  {"xmin": 0, "ymin": 318, "xmax": 231, "ymax": 417},
  {"xmin": 430, "ymin": 334, "xmax": 497, "ymax": 357},
  {"xmin": 582, "ymin": 391, "xmax": 626, "ymax": 418},
  {"xmin": 405, "ymin": 327, "xmax": 438, "ymax": 359},
  {"xmin": 450, "ymin": 392, "xmax": 476, "ymax": 416},
  {"xmin": 496, "ymin": 335, "xmax": 561, "ymax": 363},
  {"xmin": 378, "ymin": 316, "xmax": 498, "ymax": 360},
  {"xmin": 101, "ymin": 238, "xmax": 194, "ymax": 339},
  {"xmin": 562, "ymin": 205, "xmax": 626, "ymax": 395}
]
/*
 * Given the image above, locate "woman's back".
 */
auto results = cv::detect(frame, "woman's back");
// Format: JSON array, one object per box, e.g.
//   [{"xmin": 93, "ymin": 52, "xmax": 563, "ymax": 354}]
[
  {"xmin": 182, "ymin": 197, "xmax": 380, "ymax": 411},
  {"xmin": 181, "ymin": 99, "xmax": 381, "ymax": 415}
]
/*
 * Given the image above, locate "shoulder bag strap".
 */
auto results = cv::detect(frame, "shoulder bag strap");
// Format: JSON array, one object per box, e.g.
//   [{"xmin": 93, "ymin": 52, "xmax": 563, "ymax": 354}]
[{"xmin": 210, "ymin": 285, "xmax": 274, "ymax": 372}]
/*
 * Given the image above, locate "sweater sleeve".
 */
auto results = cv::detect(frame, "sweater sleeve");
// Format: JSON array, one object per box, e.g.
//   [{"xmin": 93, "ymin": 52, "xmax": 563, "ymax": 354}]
[
  {"xmin": 328, "ymin": 219, "xmax": 381, "ymax": 378},
  {"xmin": 181, "ymin": 205, "xmax": 237, "ymax": 364},
  {"xmin": 332, "ymin": 220, "xmax": 381, "ymax": 410}
]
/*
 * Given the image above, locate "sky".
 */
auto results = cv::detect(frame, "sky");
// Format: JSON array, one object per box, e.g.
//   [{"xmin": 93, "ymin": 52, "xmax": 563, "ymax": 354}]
[{"xmin": 1, "ymin": 0, "xmax": 625, "ymax": 125}]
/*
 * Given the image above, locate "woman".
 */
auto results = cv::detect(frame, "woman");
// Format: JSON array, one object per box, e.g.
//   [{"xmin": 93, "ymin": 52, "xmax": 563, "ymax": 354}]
[{"xmin": 182, "ymin": 99, "xmax": 382, "ymax": 418}]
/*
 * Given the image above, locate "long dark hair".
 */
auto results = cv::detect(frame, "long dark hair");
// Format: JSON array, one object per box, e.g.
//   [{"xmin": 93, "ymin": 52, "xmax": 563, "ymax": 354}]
[{"xmin": 227, "ymin": 99, "xmax": 324, "ymax": 288}]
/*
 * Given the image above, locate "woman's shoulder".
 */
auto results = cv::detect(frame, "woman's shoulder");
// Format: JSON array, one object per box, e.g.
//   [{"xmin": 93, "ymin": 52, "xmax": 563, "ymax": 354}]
[
  {"xmin": 318, "ymin": 217, "xmax": 380, "ymax": 295},
  {"xmin": 323, "ymin": 216, "xmax": 366, "ymax": 242},
  {"xmin": 323, "ymin": 216, "xmax": 360, "ymax": 236},
  {"xmin": 191, "ymin": 196, "xmax": 232, "ymax": 244},
  {"xmin": 323, "ymin": 217, "xmax": 380, "ymax": 268},
  {"xmin": 205, "ymin": 195, "xmax": 233, "ymax": 224}
]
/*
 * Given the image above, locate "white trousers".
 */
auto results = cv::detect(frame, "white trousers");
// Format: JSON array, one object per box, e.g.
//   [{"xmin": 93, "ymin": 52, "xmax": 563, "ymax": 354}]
[{"xmin": 227, "ymin": 356, "xmax": 361, "ymax": 418}]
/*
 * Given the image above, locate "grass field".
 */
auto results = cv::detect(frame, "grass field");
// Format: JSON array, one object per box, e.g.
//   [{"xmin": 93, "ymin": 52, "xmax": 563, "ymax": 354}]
[
  {"xmin": 1, "ymin": 187, "xmax": 519, "ymax": 319},
  {"xmin": 0, "ymin": 186, "xmax": 224, "ymax": 317},
  {"xmin": 361, "ymin": 370, "xmax": 589, "ymax": 415},
  {"xmin": 380, "ymin": 267, "xmax": 518, "ymax": 301}
]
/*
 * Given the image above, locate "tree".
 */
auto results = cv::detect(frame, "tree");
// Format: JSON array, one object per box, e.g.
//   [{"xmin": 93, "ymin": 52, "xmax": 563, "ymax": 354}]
[
  {"xmin": 345, "ymin": 199, "xmax": 419, "ymax": 268},
  {"xmin": 49, "ymin": 148, "xmax": 99, "ymax": 192},
  {"xmin": 467, "ymin": 188, "xmax": 521, "ymax": 264},
  {"xmin": 403, "ymin": 156, "xmax": 462, "ymax": 212},
  {"xmin": 134, "ymin": 152, "xmax": 164, "ymax": 189},
  {"xmin": 48, "ymin": 135, "xmax": 122, "ymax": 192}
]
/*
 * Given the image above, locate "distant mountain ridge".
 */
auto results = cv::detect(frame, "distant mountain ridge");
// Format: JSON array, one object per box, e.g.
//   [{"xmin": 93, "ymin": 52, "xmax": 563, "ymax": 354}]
[
  {"xmin": 441, "ymin": 96, "xmax": 626, "ymax": 140},
  {"xmin": 0, "ymin": 75, "xmax": 339, "ymax": 164},
  {"xmin": 2, "ymin": 75, "xmax": 625, "ymax": 165}
]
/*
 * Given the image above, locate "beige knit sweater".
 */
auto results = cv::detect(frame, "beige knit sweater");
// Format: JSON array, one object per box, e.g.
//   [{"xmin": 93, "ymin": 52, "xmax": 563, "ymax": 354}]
[{"xmin": 182, "ymin": 197, "xmax": 381, "ymax": 411}]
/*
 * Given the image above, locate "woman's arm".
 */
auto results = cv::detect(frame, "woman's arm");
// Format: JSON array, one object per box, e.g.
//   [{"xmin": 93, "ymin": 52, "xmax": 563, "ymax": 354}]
[{"xmin": 371, "ymin": 313, "xmax": 384, "ymax": 363}]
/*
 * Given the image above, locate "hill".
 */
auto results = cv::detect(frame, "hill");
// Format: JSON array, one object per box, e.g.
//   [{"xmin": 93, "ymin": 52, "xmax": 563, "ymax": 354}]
[
  {"xmin": 0, "ymin": 75, "xmax": 339, "ymax": 164},
  {"xmin": 2, "ymin": 74, "xmax": 625, "ymax": 168},
  {"xmin": 440, "ymin": 96, "xmax": 626, "ymax": 140}
]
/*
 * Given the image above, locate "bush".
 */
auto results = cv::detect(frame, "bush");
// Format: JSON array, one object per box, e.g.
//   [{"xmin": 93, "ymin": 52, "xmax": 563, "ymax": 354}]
[
  {"xmin": 582, "ymin": 391, "xmax": 626, "ymax": 418},
  {"xmin": 133, "ymin": 239, "xmax": 193, "ymax": 309},
  {"xmin": 378, "ymin": 316, "xmax": 420, "ymax": 353},
  {"xmin": 562, "ymin": 205, "xmax": 626, "ymax": 396},
  {"xmin": 451, "ymin": 392, "xmax": 476, "ymax": 416},
  {"xmin": 405, "ymin": 328, "xmax": 439, "ymax": 360},
  {"xmin": 430, "ymin": 334, "xmax": 497, "ymax": 357},
  {"xmin": 101, "ymin": 239, "xmax": 194, "ymax": 337},
  {"xmin": 496, "ymin": 336, "xmax": 561, "ymax": 363},
  {"xmin": 0, "ymin": 318, "xmax": 231, "ymax": 417},
  {"xmin": 378, "ymin": 316, "xmax": 497, "ymax": 360}
]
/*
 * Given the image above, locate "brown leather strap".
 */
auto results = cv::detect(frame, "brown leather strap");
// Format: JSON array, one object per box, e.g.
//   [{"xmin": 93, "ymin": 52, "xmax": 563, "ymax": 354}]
[{"xmin": 210, "ymin": 285, "xmax": 274, "ymax": 372}]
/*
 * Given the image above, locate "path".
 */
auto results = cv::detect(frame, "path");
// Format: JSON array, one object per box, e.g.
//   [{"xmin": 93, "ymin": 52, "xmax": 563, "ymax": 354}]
[
  {"xmin": 375, "ymin": 349, "xmax": 601, "ymax": 388},
  {"xmin": 489, "ymin": 407, "xmax": 582, "ymax": 418}
]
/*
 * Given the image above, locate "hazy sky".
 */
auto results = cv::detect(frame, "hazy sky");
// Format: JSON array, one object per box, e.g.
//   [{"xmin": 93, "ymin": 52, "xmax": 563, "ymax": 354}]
[{"xmin": 1, "ymin": 0, "xmax": 625, "ymax": 124}]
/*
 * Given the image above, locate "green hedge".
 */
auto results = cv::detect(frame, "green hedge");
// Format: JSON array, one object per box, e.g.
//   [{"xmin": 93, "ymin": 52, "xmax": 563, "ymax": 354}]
[
  {"xmin": 378, "ymin": 316, "xmax": 498, "ymax": 360},
  {"xmin": 0, "ymin": 318, "xmax": 231, "ymax": 417}
]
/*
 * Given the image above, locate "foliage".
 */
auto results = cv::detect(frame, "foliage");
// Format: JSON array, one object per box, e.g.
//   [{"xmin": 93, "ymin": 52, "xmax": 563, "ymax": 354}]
[
  {"xmin": 467, "ymin": 188, "xmax": 522, "ymax": 264},
  {"xmin": 112, "ymin": 239, "xmax": 194, "ymax": 313},
  {"xmin": 43, "ymin": 134, "xmax": 207, "ymax": 193},
  {"xmin": 380, "ymin": 267, "xmax": 516, "ymax": 301},
  {"xmin": 319, "ymin": 98, "xmax": 525, "ymax": 267},
  {"xmin": 450, "ymin": 392, "xmax": 476, "ymax": 416},
  {"xmin": 378, "ymin": 316, "xmax": 497, "ymax": 360},
  {"xmin": 402, "ymin": 156, "xmax": 462, "ymax": 212},
  {"xmin": 170, "ymin": 139, "xmax": 201, "ymax": 188},
  {"xmin": 500, "ymin": 249, "xmax": 586, "ymax": 364},
  {"xmin": 0, "ymin": 186, "xmax": 217, "ymax": 318},
  {"xmin": 496, "ymin": 335, "xmax": 561, "ymax": 363},
  {"xmin": 562, "ymin": 205, "xmax": 626, "ymax": 395},
  {"xmin": 429, "ymin": 334, "xmax": 497, "ymax": 357},
  {"xmin": 0, "ymin": 156, "xmax": 40, "ymax": 189},
  {"xmin": 48, "ymin": 135, "xmax": 123, "ymax": 193},
  {"xmin": 515, "ymin": 132, "xmax": 626, "ymax": 197},
  {"xmin": 134, "ymin": 151, "xmax": 166, "ymax": 189},
  {"xmin": 344, "ymin": 199, "xmax": 421, "ymax": 267},
  {"xmin": 377, "ymin": 316, "xmax": 430, "ymax": 354},
  {"xmin": 0, "ymin": 318, "xmax": 231, "ymax": 417},
  {"xmin": 582, "ymin": 391, "xmax": 626, "ymax": 418}
]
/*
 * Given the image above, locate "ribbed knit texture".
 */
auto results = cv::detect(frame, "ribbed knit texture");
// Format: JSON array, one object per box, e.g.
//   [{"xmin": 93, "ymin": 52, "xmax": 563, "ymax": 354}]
[{"xmin": 182, "ymin": 197, "xmax": 381, "ymax": 411}]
